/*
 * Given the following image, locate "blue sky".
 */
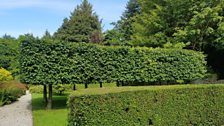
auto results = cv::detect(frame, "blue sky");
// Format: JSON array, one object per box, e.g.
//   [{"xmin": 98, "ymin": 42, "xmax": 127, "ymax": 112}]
[{"xmin": 0, "ymin": 0, "xmax": 128, "ymax": 38}]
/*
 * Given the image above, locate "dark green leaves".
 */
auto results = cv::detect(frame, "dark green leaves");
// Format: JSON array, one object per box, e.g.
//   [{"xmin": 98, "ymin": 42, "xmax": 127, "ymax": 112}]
[{"xmin": 20, "ymin": 40, "xmax": 206, "ymax": 85}]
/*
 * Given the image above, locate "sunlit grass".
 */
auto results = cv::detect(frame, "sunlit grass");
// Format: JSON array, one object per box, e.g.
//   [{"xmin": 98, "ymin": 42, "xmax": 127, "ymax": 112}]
[
  {"xmin": 32, "ymin": 83, "xmax": 116, "ymax": 126},
  {"xmin": 71, "ymin": 84, "xmax": 224, "ymax": 96},
  {"xmin": 32, "ymin": 83, "xmax": 224, "ymax": 126},
  {"xmin": 32, "ymin": 94, "xmax": 68, "ymax": 126}
]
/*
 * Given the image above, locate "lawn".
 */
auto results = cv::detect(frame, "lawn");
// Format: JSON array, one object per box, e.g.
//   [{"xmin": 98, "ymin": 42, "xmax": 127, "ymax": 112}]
[
  {"xmin": 32, "ymin": 84, "xmax": 224, "ymax": 125},
  {"xmin": 32, "ymin": 83, "xmax": 116, "ymax": 126},
  {"xmin": 32, "ymin": 94, "xmax": 68, "ymax": 126}
]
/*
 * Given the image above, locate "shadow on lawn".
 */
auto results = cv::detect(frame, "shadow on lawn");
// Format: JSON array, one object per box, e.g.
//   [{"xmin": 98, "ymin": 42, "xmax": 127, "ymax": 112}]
[{"xmin": 32, "ymin": 94, "xmax": 68, "ymax": 110}]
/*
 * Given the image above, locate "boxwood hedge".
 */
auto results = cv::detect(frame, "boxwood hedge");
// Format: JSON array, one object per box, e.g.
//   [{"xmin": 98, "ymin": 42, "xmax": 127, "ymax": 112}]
[
  {"xmin": 20, "ymin": 40, "xmax": 206, "ymax": 85},
  {"xmin": 68, "ymin": 84, "xmax": 224, "ymax": 126}
]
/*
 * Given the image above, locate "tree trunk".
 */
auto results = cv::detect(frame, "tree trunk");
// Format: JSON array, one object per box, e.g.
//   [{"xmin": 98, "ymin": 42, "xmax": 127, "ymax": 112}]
[
  {"xmin": 47, "ymin": 84, "xmax": 53, "ymax": 109},
  {"xmin": 100, "ymin": 82, "xmax": 103, "ymax": 88},
  {"xmin": 116, "ymin": 81, "xmax": 120, "ymax": 87},
  {"xmin": 85, "ymin": 83, "xmax": 88, "ymax": 89},
  {"xmin": 43, "ymin": 85, "xmax": 47, "ymax": 103},
  {"xmin": 73, "ymin": 84, "xmax": 76, "ymax": 90},
  {"xmin": 121, "ymin": 81, "xmax": 124, "ymax": 86}
]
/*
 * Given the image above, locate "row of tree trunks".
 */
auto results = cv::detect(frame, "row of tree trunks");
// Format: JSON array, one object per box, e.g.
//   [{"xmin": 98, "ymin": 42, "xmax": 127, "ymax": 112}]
[{"xmin": 44, "ymin": 83, "xmax": 103, "ymax": 109}]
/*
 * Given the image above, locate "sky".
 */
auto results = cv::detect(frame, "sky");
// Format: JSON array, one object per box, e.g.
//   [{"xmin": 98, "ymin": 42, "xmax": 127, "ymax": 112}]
[{"xmin": 0, "ymin": 0, "xmax": 128, "ymax": 38}]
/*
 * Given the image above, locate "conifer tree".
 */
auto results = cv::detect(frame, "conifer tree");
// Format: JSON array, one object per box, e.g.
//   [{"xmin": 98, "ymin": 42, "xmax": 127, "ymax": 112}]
[
  {"xmin": 116, "ymin": 0, "xmax": 140, "ymax": 41},
  {"xmin": 104, "ymin": 0, "xmax": 140, "ymax": 45},
  {"xmin": 54, "ymin": 0, "xmax": 102, "ymax": 43}
]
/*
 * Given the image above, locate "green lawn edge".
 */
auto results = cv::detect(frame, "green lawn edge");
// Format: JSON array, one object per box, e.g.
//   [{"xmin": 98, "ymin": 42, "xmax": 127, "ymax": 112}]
[{"xmin": 70, "ymin": 84, "xmax": 224, "ymax": 96}]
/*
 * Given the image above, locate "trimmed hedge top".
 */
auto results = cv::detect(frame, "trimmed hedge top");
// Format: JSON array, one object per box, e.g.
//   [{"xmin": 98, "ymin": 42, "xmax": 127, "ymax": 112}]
[
  {"xmin": 70, "ymin": 84, "xmax": 224, "ymax": 96},
  {"xmin": 68, "ymin": 84, "xmax": 224, "ymax": 126},
  {"xmin": 20, "ymin": 40, "xmax": 206, "ymax": 85}
]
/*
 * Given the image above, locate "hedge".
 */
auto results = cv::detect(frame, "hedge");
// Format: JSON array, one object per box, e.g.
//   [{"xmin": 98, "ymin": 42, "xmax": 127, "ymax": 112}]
[
  {"xmin": 68, "ymin": 84, "xmax": 224, "ymax": 126},
  {"xmin": 20, "ymin": 40, "xmax": 206, "ymax": 85}
]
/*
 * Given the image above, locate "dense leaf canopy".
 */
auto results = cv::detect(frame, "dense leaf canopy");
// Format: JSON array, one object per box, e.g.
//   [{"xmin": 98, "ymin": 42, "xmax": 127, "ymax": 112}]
[{"xmin": 20, "ymin": 40, "xmax": 206, "ymax": 85}]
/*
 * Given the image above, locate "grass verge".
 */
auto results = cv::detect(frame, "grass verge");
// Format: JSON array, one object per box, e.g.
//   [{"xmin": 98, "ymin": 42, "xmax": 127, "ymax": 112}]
[{"xmin": 71, "ymin": 84, "xmax": 224, "ymax": 96}]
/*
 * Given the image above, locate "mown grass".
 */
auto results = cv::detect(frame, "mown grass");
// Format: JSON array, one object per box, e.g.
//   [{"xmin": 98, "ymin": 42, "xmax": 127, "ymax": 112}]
[
  {"xmin": 75, "ymin": 83, "xmax": 117, "ymax": 89},
  {"xmin": 32, "ymin": 83, "xmax": 116, "ymax": 126},
  {"xmin": 32, "ymin": 94, "xmax": 68, "ymax": 126},
  {"xmin": 71, "ymin": 84, "xmax": 224, "ymax": 96},
  {"xmin": 32, "ymin": 83, "xmax": 224, "ymax": 126}
]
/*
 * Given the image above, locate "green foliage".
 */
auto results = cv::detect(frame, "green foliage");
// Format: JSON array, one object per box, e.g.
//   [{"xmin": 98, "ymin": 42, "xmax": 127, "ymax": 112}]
[
  {"xmin": 54, "ymin": 0, "xmax": 102, "ymax": 43},
  {"xmin": 20, "ymin": 40, "xmax": 206, "ymax": 85},
  {"xmin": 103, "ymin": 29, "xmax": 126, "ymax": 46},
  {"xmin": 29, "ymin": 85, "xmax": 43, "ymax": 94},
  {"xmin": 163, "ymin": 42, "xmax": 191, "ymax": 49},
  {"xmin": 0, "ymin": 68, "xmax": 13, "ymax": 81},
  {"xmin": 116, "ymin": 0, "xmax": 140, "ymax": 41},
  {"xmin": 105, "ymin": 0, "xmax": 140, "ymax": 45},
  {"xmin": 68, "ymin": 84, "xmax": 224, "ymax": 126},
  {"xmin": 0, "ymin": 81, "xmax": 26, "ymax": 106},
  {"xmin": 53, "ymin": 84, "xmax": 66, "ymax": 95},
  {"xmin": 131, "ymin": 0, "xmax": 224, "ymax": 49},
  {"xmin": 29, "ymin": 84, "xmax": 72, "ymax": 95},
  {"xmin": 0, "ymin": 37, "xmax": 20, "ymax": 77}
]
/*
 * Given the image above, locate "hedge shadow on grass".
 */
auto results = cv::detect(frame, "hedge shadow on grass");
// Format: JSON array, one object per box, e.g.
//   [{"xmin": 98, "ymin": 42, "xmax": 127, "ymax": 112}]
[{"xmin": 32, "ymin": 94, "xmax": 68, "ymax": 110}]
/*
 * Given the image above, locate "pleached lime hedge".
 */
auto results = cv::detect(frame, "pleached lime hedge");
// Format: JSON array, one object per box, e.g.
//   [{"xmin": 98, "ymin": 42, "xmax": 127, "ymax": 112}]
[
  {"xmin": 20, "ymin": 40, "xmax": 206, "ymax": 85},
  {"xmin": 68, "ymin": 84, "xmax": 224, "ymax": 126}
]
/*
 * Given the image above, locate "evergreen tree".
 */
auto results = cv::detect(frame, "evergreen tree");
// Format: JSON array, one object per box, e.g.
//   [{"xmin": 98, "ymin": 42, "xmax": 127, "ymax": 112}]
[
  {"xmin": 54, "ymin": 0, "xmax": 102, "ymax": 43},
  {"xmin": 104, "ymin": 0, "xmax": 140, "ymax": 45},
  {"xmin": 116, "ymin": 0, "xmax": 140, "ymax": 41},
  {"xmin": 42, "ymin": 30, "xmax": 52, "ymax": 40}
]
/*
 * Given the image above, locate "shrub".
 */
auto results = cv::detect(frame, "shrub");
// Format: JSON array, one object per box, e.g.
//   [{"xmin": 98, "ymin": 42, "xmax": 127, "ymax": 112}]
[
  {"xmin": 68, "ymin": 84, "xmax": 224, "ymax": 126},
  {"xmin": 0, "ymin": 81, "xmax": 26, "ymax": 106},
  {"xmin": 29, "ymin": 85, "xmax": 43, "ymax": 94},
  {"xmin": 53, "ymin": 84, "xmax": 66, "ymax": 95},
  {"xmin": 29, "ymin": 84, "xmax": 72, "ymax": 94},
  {"xmin": 20, "ymin": 41, "xmax": 206, "ymax": 86},
  {"xmin": 0, "ymin": 68, "xmax": 13, "ymax": 81}
]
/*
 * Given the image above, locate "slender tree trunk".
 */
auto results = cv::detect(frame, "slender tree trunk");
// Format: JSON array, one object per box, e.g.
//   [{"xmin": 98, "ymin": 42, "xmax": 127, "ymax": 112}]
[
  {"xmin": 116, "ymin": 81, "xmax": 120, "ymax": 87},
  {"xmin": 100, "ymin": 82, "xmax": 103, "ymax": 88},
  {"xmin": 47, "ymin": 84, "xmax": 53, "ymax": 109},
  {"xmin": 85, "ymin": 83, "xmax": 88, "ymax": 89},
  {"xmin": 73, "ymin": 84, "xmax": 76, "ymax": 90},
  {"xmin": 43, "ymin": 85, "xmax": 47, "ymax": 103}
]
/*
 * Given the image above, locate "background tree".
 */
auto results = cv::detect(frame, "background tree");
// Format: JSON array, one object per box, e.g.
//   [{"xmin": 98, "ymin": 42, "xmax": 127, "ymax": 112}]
[
  {"xmin": 116, "ymin": 0, "xmax": 140, "ymax": 41},
  {"xmin": 42, "ymin": 30, "xmax": 52, "ymax": 41},
  {"xmin": 131, "ymin": 0, "xmax": 224, "ymax": 48},
  {"xmin": 0, "ymin": 35, "xmax": 20, "ymax": 78},
  {"xmin": 54, "ymin": 0, "xmax": 102, "ymax": 43},
  {"xmin": 103, "ymin": 0, "xmax": 140, "ymax": 45},
  {"xmin": 129, "ymin": 0, "xmax": 224, "ymax": 78}
]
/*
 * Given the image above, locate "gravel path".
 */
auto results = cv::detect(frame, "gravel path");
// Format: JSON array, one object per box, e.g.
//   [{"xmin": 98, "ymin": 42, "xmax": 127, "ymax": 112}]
[{"xmin": 0, "ymin": 91, "xmax": 33, "ymax": 126}]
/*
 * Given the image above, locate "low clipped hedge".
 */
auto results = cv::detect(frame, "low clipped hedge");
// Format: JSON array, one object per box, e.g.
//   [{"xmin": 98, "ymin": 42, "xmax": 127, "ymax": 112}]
[
  {"xmin": 0, "ymin": 81, "xmax": 27, "ymax": 106},
  {"xmin": 20, "ymin": 40, "xmax": 206, "ymax": 85},
  {"xmin": 68, "ymin": 84, "xmax": 224, "ymax": 126}
]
